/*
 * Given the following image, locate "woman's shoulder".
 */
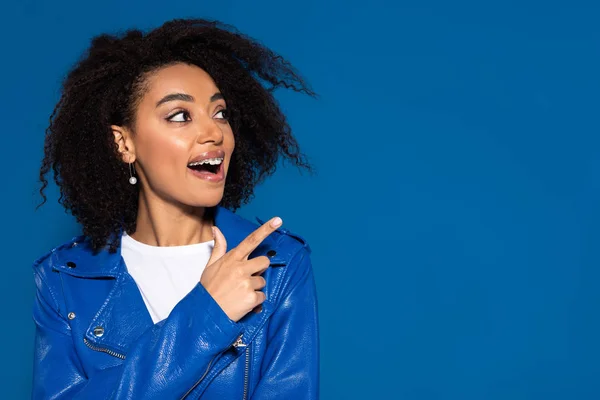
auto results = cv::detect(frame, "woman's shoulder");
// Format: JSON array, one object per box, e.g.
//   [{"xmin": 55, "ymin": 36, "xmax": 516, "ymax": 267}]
[
  {"xmin": 32, "ymin": 235, "xmax": 89, "ymax": 284},
  {"xmin": 217, "ymin": 206, "xmax": 311, "ymax": 256},
  {"xmin": 249, "ymin": 214, "xmax": 311, "ymax": 256},
  {"xmin": 33, "ymin": 235, "xmax": 87, "ymax": 269},
  {"xmin": 250, "ymin": 214, "xmax": 313, "ymax": 281},
  {"xmin": 31, "ymin": 235, "xmax": 87, "ymax": 309},
  {"xmin": 226, "ymin": 210, "xmax": 313, "ymax": 278}
]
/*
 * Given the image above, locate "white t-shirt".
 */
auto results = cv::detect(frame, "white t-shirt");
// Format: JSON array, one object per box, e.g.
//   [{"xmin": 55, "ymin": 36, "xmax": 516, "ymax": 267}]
[{"xmin": 121, "ymin": 232, "xmax": 214, "ymax": 324}]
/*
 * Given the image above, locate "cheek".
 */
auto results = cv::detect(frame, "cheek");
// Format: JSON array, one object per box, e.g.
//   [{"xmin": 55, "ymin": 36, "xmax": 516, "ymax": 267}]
[
  {"xmin": 227, "ymin": 130, "xmax": 235, "ymax": 152},
  {"xmin": 136, "ymin": 127, "xmax": 189, "ymax": 175},
  {"xmin": 146, "ymin": 135, "xmax": 185, "ymax": 160},
  {"xmin": 224, "ymin": 129, "xmax": 235, "ymax": 167}
]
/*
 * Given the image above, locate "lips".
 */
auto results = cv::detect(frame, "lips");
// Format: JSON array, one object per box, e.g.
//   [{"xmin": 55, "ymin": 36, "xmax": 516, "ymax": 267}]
[
  {"xmin": 188, "ymin": 150, "xmax": 225, "ymax": 165},
  {"xmin": 187, "ymin": 150, "xmax": 226, "ymax": 183}
]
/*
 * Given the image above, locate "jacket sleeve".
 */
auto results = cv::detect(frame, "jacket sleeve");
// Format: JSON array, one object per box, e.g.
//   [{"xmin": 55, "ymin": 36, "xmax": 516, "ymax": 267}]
[
  {"xmin": 251, "ymin": 248, "xmax": 320, "ymax": 400},
  {"xmin": 32, "ymin": 270, "xmax": 242, "ymax": 400}
]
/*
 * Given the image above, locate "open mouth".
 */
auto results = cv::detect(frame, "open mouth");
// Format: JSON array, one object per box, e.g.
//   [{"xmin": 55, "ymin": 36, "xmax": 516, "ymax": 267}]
[{"xmin": 187, "ymin": 157, "xmax": 223, "ymax": 174}]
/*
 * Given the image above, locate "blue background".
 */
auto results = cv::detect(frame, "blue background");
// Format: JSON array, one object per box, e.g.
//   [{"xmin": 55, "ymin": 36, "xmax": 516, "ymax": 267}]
[{"xmin": 1, "ymin": 0, "xmax": 599, "ymax": 398}]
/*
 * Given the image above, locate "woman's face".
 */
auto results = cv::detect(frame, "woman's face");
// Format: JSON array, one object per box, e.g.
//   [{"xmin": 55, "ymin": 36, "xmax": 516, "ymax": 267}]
[{"xmin": 115, "ymin": 63, "xmax": 235, "ymax": 208}]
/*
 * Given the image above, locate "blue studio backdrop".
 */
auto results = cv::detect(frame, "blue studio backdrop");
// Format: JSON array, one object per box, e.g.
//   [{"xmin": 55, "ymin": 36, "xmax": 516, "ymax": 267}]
[{"xmin": 1, "ymin": 0, "xmax": 599, "ymax": 399}]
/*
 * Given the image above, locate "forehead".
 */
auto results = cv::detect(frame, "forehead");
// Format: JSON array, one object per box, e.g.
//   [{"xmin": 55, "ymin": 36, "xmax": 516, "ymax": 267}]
[{"xmin": 141, "ymin": 63, "xmax": 220, "ymax": 102}]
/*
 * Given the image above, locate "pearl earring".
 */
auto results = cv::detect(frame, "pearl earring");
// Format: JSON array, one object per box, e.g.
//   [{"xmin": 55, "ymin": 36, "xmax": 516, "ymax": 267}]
[{"xmin": 128, "ymin": 163, "xmax": 137, "ymax": 185}]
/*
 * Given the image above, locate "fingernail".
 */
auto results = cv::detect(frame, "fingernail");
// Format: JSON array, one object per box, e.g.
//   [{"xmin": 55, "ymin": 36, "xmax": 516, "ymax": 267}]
[
  {"xmin": 271, "ymin": 217, "xmax": 282, "ymax": 228},
  {"xmin": 211, "ymin": 226, "xmax": 216, "ymax": 239}
]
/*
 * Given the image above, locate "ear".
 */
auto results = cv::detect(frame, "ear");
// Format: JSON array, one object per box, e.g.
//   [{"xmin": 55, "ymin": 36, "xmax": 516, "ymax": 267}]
[{"xmin": 111, "ymin": 125, "xmax": 136, "ymax": 164}]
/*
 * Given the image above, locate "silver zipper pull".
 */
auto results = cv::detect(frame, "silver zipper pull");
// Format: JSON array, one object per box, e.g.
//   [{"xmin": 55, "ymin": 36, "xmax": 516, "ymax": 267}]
[{"xmin": 232, "ymin": 334, "xmax": 247, "ymax": 348}]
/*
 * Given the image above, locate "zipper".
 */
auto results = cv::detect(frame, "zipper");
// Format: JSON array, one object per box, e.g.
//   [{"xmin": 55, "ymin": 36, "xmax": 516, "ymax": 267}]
[
  {"xmin": 242, "ymin": 345, "xmax": 250, "ymax": 400},
  {"xmin": 232, "ymin": 334, "xmax": 247, "ymax": 349},
  {"xmin": 179, "ymin": 355, "xmax": 216, "ymax": 399},
  {"xmin": 233, "ymin": 334, "xmax": 250, "ymax": 399},
  {"xmin": 181, "ymin": 333, "xmax": 246, "ymax": 400},
  {"xmin": 83, "ymin": 337, "xmax": 126, "ymax": 360}
]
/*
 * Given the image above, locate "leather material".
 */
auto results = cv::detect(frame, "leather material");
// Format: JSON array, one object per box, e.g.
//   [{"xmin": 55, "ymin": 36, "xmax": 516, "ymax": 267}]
[{"xmin": 31, "ymin": 206, "xmax": 319, "ymax": 399}]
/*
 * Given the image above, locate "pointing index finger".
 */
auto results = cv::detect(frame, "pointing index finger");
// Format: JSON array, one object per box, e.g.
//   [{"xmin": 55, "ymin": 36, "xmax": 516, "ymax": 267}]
[{"xmin": 234, "ymin": 217, "xmax": 282, "ymax": 259}]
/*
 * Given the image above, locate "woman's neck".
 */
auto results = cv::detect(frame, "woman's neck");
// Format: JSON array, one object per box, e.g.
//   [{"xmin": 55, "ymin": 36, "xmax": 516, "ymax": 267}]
[{"xmin": 129, "ymin": 189, "xmax": 214, "ymax": 247}]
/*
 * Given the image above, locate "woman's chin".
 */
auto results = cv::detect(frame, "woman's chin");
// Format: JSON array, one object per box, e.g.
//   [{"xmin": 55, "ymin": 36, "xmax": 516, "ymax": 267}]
[{"xmin": 186, "ymin": 192, "xmax": 224, "ymax": 209}]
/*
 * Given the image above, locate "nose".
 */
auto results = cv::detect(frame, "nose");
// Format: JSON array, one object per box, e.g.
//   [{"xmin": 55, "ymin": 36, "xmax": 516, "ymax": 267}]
[{"xmin": 195, "ymin": 115, "xmax": 224, "ymax": 145}]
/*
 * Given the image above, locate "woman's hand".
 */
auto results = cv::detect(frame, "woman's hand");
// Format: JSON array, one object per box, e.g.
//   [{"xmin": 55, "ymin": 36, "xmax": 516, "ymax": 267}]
[{"xmin": 200, "ymin": 217, "xmax": 283, "ymax": 322}]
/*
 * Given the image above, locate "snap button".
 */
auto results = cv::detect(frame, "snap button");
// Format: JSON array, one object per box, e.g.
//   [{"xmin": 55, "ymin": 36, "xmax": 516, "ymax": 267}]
[
  {"xmin": 66, "ymin": 261, "xmax": 76, "ymax": 268},
  {"xmin": 71, "ymin": 242, "xmax": 78, "ymax": 248},
  {"xmin": 68, "ymin": 312, "xmax": 76, "ymax": 320},
  {"xmin": 93, "ymin": 326, "xmax": 104, "ymax": 337},
  {"xmin": 267, "ymin": 250, "xmax": 277, "ymax": 258}
]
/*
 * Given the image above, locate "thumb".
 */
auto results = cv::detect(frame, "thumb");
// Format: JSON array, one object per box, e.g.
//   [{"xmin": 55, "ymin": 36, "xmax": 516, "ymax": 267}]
[{"xmin": 207, "ymin": 226, "xmax": 227, "ymax": 265}]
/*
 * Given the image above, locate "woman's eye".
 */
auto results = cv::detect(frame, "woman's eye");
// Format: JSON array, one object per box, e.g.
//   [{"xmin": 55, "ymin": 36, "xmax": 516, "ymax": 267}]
[
  {"xmin": 167, "ymin": 111, "xmax": 190, "ymax": 123},
  {"xmin": 215, "ymin": 109, "xmax": 229, "ymax": 120}
]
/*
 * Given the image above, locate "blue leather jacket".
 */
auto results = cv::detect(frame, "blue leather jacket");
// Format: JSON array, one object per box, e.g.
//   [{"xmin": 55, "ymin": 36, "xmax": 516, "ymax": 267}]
[{"xmin": 31, "ymin": 206, "xmax": 319, "ymax": 399}]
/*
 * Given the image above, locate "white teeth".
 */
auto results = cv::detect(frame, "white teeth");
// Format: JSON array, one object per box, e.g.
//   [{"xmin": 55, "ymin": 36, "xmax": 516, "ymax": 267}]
[{"xmin": 188, "ymin": 157, "xmax": 223, "ymax": 167}]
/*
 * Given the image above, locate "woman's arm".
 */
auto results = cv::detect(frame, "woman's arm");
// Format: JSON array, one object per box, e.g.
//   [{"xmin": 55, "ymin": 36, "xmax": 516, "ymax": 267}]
[
  {"xmin": 32, "ymin": 271, "xmax": 242, "ymax": 400},
  {"xmin": 251, "ymin": 248, "xmax": 320, "ymax": 399}
]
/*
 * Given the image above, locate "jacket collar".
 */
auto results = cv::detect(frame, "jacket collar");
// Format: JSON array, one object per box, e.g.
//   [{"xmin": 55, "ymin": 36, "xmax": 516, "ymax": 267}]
[{"xmin": 53, "ymin": 205, "xmax": 286, "ymax": 278}]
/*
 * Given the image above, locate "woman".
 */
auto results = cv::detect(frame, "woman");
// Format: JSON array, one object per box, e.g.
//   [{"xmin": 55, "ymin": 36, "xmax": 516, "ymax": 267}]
[{"xmin": 32, "ymin": 18, "xmax": 319, "ymax": 399}]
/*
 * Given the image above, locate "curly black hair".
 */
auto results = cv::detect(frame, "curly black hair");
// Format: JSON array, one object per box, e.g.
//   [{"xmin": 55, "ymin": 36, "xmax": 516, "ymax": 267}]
[{"xmin": 39, "ymin": 18, "xmax": 316, "ymax": 252}]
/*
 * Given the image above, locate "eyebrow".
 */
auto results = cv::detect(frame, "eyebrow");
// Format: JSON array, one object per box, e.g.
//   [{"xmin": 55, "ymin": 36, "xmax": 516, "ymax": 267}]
[{"xmin": 155, "ymin": 92, "xmax": 225, "ymax": 108}]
